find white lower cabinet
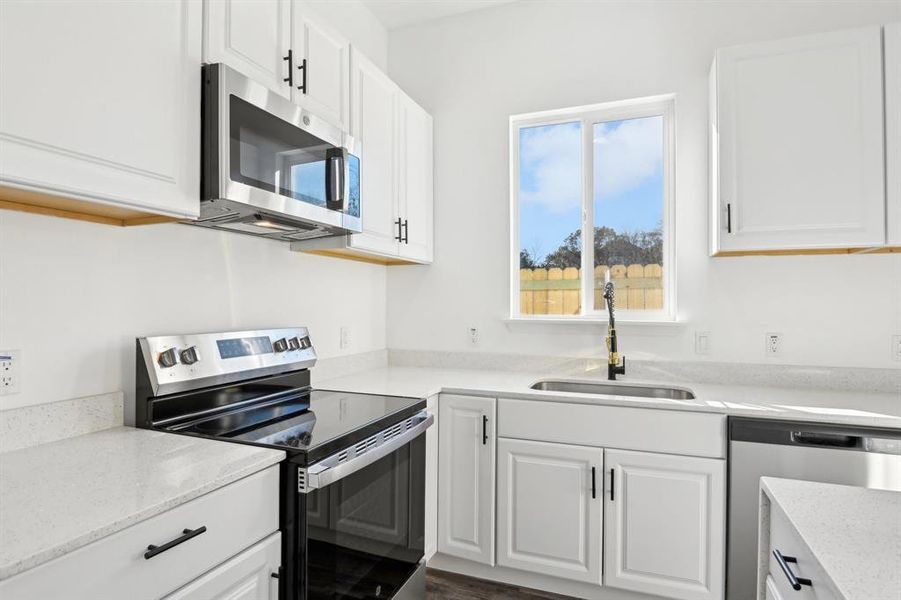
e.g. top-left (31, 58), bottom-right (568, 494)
top-left (0, 466), bottom-right (280, 600)
top-left (435, 396), bottom-right (728, 599)
top-left (437, 394), bottom-right (496, 565)
top-left (496, 438), bottom-right (603, 584)
top-left (164, 532), bottom-right (281, 600)
top-left (604, 449), bottom-right (725, 600)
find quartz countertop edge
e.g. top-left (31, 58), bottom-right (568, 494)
top-left (315, 366), bottom-right (901, 428)
top-left (760, 477), bottom-right (901, 600)
top-left (0, 427), bottom-right (285, 581)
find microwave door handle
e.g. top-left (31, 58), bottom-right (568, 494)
top-left (326, 149), bottom-right (346, 212)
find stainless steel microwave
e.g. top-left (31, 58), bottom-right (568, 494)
top-left (195, 63), bottom-right (361, 241)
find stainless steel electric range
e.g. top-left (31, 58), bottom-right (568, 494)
top-left (135, 328), bottom-right (432, 600)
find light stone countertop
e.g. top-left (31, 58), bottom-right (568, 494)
top-left (316, 365), bottom-right (901, 428)
top-left (760, 478), bottom-right (901, 600)
top-left (0, 427), bottom-right (284, 581)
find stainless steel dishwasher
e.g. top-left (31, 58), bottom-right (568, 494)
top-left (727, 417), bottom-right (901, 600)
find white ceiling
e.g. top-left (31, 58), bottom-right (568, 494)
top-left (363, 0), bottom-right (516, 30)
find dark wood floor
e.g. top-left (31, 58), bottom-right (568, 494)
top-left (426, 568), bottom-right (575, 599)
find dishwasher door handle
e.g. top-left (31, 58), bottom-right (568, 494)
top-left (790, 431), bottom-right (859, 448)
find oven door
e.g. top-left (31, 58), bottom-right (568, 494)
top-left (203, 63), bottom-right (361, 234)
top-left (285, 414), bottom-right (432, 600)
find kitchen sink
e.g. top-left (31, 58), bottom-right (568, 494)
top-left (530, 380), bottom-right (696, 400)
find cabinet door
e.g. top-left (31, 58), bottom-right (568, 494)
top-left (204, 0), bottom-right (291, 98)
top-left (397, 92), bottom-right (435, 263)
top-left (437, 394), bottom-right (496, 565)
top-left (714, 26), bottom-right (885, 251)
top-left (348, 49), bottom-right (401, 256)
top-left (292, 4), bottom-right (349, 130)
top-left (604, 449), bottom-right (725, 600)
top-left (164, 532), bottom-right (281, 600)
top-left (0, 0), bottom-right (200, 218)
top-left (886, 22), bottom-right (901, 246)
top-left (496, 438), bottom-right (603, 584)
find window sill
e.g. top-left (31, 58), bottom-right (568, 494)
top-left (505, 316), bottom-right (683, 327)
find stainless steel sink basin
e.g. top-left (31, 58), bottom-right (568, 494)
top-left (530, 380), bottom-right (695, 400)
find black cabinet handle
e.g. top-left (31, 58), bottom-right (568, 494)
top-left (144, 526), bottom-right (207, 560)
top-left (482, 415), bottom-right (488, 445)
top-left (283, 50), bottom-right (293, 87)
top-left (773, 549), bottom-right (812, 590)
top-left (394, 218), bottom-right (402, 241)
top-left (402, 219), bottom-right (409, 244)
top-left (609, 468), bottom-right (615, 501)
top-left (591, 467), bottom-right (596, 499)
top-left (297, 58), bottom-right (307, 93)
top-left (726, 203), bottom-right (732, 233)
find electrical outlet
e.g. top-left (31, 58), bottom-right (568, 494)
top-left (695, 331), bottom-right (711, 355)
top-left (469, 327), bottom-right (480, 345)
top-left (0, 350), bottom-right (21, 395)
top-left (339, 326), bottom-right (350, 351)
top-left (765, 333), bottom-right (782, 357)
top-left (892, 335), bottom-right (901, 362)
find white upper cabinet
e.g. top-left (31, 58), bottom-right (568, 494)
top-left (348, 49), bottom-right (401, 257)
top-left (397, 92), bottom-right (435, 263)
top-left (438, 394), bottom-right (496, 566)
top-left (291, 4), bottom-right (350, 130)
top-left (604, 449), bottom-right (725, 600)
top-left (496, 438), bottom-right (602, 585)
top-left (886, 23), bottom-right (901, 246)
top-left (298, 48), bottom-right (434, 264)
top-left (204, 0), bottom-right (292, 99)
top-left (0, 0), bottom-right (201, 220)
top-left (711, 26), bottom-right (886, 254)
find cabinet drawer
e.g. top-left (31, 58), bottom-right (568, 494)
top-left (498, 398), bottom-right (726, 458)
top-left (0, 466), bottom-right (279, 599)
top-left (767, 504), bottom-right (838, 600)
top-left (164, 532), bottom-right (281, 600)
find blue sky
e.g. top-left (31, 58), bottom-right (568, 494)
top-left (519, 116), bottom-right (663, 263)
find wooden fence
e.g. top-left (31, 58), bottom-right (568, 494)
top-left (520, 264), bottom-right (663, 315)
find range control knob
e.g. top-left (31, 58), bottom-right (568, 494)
top-left (180, 346), bottom-right (199, 365)
top-left (158, 348), bottom-right (178, 368)
top-left (287, 337), bottom-right (301, 351)
top-left (272, 338), bottom-right (288, 353)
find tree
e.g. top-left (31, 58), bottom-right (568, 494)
top-left (519, 249), bottom-right (539, 269)
top-left (534, 224), bottom-right (663, 269)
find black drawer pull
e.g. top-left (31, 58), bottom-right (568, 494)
top-left (591, 467), bottom-right (596, 499)
top-left (482, 415), bottom-right (488, 445)
top-left (144, 526), bottom-right (207, 560)
top-left (773, 549), bottom-right (812, 590)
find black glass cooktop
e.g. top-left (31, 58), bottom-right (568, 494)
top-left (172, 389), bottom-right (426, 465)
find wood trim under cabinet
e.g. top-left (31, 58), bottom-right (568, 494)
top-left (714, 246), bottom-right (901, 257)
top-left (0, 185), bottom-right (180, 227)
top-left (303, 248), bottom-right (424, 266)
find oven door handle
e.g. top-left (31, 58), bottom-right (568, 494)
top-left (302, 412), bottom-right (434, 491)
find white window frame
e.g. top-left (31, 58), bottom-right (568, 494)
top-left (509, 94), bottom-right (676, 323)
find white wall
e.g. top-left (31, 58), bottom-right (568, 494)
top-left (0, 0), bottom-right (389, 411)
top-left (386, 0), bottom-right (901, 369)
top-left (305, 0), bottom-right (388, 70)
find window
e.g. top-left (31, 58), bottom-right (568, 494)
top-left (510, 96), bottom-right (674, 320)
